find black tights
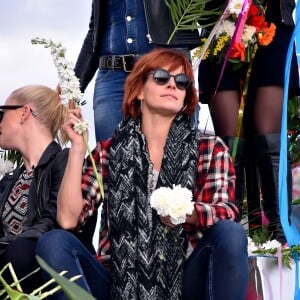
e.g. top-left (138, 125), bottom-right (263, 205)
top-left (209, 86), bottom-right (283, 137)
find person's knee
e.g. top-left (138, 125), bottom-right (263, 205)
top-left (36, 229), bottom-right (73, 260)
top-left (213, 220), bottom-right (247, 253)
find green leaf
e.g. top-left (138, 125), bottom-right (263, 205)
top-left (164, 0), bottom-right (222, 44)
top-left (36, 256), bottom-right (96, 300)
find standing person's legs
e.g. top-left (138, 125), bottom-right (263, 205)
top-left (93, 70), bottom-right (127, 141)
top-left (253, 86), bottom-right (288, 244)
top-left (182, 220), bottom-right (248, 300)
top-left (36, 229), bottom-right (110, 300)
top-left (210, 90), bottom-right (247, 220)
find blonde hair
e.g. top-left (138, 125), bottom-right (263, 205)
top-left (8, 85), bottom-right (69, 144)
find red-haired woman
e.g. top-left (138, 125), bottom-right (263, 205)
top-left (37, 48), bottom-right (248, 300)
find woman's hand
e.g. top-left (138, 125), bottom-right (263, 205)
top-left (63, 107), bottom-right (88, 155)
top-left (160, 215), bottom-right (176, 228)
top-left (185, 208), bottom-right (200, 227)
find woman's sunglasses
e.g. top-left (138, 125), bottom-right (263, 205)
top-left (0, 105), bottom-right (24, 123)
top-left (148, 68), bottom-right (192, 90)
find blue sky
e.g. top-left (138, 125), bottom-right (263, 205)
top-left (0, 0), bottom-right (96, 146)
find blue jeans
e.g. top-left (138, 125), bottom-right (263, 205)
top-left (183, 219), bottom-right (248, 300)
top-left (37, 220), bottom-right (248, 300)
top-left (36, 230), bottom-right (110, 300)
top-left (93, 70), bottom-right (127, 141)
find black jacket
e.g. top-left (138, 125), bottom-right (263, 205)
top-left (0, 142), bottom-right (69, 245)
top-left (74, 0), bottom-right (201, 92)
top-left (203, 0), bottom-right (296, 26)
top-left (280, 0), bottom-right (296, 26)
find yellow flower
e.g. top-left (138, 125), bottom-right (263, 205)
top-left (213, 35), bottom-right (230, 56)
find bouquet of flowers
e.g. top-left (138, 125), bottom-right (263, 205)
top-left (193, 0), bottom-right (276, 66)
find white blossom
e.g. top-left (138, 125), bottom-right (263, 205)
top-left (247, 237), bottom-right (281, 256)
top-left (216, 20), bottom-right (235, 38)
top-left (227, 0), bottom-right (247, 16)
top-left (261, 239), bottom-right (281, 250)
top-left (150, 185), bottom-right (194, 225)
top-left (73, 120), bottom-right (90, 135)
top-left (31, 38), bottom-right (83, 107)
top-left (242, 25), bottom-right (257, 44)
top-left (0, 158), bottom-right (14, 177)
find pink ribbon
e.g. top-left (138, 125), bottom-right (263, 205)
top-left (276, 247), bottom-right (283, 300)
top-left (213, 0), bottom-right (252, 96)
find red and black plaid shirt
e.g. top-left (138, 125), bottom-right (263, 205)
top-left (78, 136), bottom-right (238, 268)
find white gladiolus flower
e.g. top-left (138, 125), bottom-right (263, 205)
top-left (150, 185), bottom-right (194, 225)
top-left (73, 120), bottom-right (90, 135)
top-left (31, 38), bottom-right (83, 107)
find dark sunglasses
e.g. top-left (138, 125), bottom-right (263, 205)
top-left (148, 68), bottom-right (192, 90)
top-left (0, 105), bottom-right (24, 123)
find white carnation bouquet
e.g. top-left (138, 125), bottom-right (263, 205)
top-left (150, 184), bottom-right (194, 225)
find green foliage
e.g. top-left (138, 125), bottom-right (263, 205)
top-left (164, 0), bottom-right (222, 44)
top-left (0, 257), bottom-right (95, 299)
top-left (288, 95), bottom-right (300, 165)
top-left (36, 256), bottom-right (96, 300)
top-left (0, 149), bottom-right (23, 167)
top-left (248, 226), bottom-right (271, 245)
top-left (251, 245), bottom-right (300, 269)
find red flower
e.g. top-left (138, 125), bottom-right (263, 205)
top-left (247, 4), bottom-right (267, 31)
top-left (229, 42), bottom-right (246, 62)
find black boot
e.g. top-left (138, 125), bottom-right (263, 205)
top-left (245, 139), bottom-right (263, 234)
top-left (254, 133), bottom-right (288, 244)
top-left (221, 136), bottom-right (247, 222)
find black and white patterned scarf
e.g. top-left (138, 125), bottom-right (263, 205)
top-left (108, 114), bottom-right (199, 299)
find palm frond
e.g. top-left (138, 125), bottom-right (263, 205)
top-left (164, 0), bottom-right (222, 44)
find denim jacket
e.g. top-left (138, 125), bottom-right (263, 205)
top-left (74, 0), bottom-right (201, 92)
top-left (0, 142), bottom-right (69, 244)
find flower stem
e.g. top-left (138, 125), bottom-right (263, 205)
top-left (82, 133), bottom-right (104, 199)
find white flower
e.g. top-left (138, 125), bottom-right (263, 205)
top-left (261, 239), bottom-right (281, 250)
top-left (31, 38), bottom-right (83, 107)
top-left (242, 25), bottom-right (257, 44)
top-left (227, 0), bottom-right (247, 16)
top-left (247, 237), bottom-right (259, 255)
top-left (150, 185), bottom-right (194, 225)
top-left (73, 120), bottom-right (90, 135)
top-left (216, 20), bottom-right (235, 38)
top-left (0, 158), bottom-right (14, 177)
top-left (247, 237), bottom-right (281, 256)
top-left (150, 186), bottom-right (173, 216)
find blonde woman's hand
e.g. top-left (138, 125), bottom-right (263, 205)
top-left (63, 108), bottom-right (88, 154)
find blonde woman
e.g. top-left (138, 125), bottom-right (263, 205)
top-left (0, 85), bottom-right (69, 292)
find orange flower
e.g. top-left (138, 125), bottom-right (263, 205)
top-left (258, 23), bottom-right (276, 46)
top-left (229, 42), bottom-right (246, 62)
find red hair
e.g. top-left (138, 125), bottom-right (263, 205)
top-left (123, 48), bottom-right (198, 118)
